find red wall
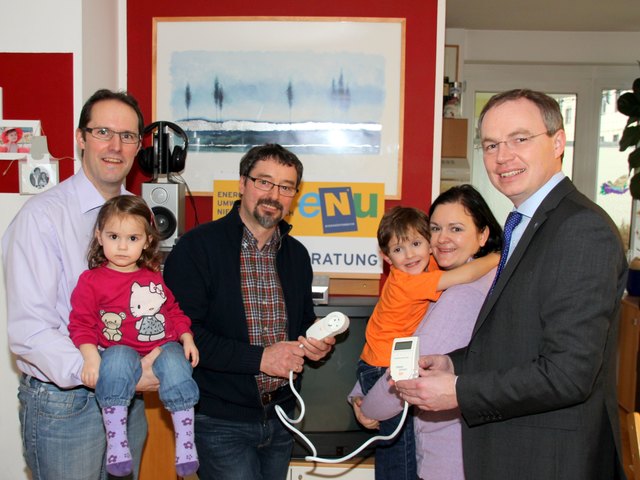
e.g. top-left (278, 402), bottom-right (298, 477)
top-left (0, 53), bottom-right (75, 192)
top-left (126, 1), bottom-right (438, 225)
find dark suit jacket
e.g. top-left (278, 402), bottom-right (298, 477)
top-left (451, 178), bottom-right (628, 480)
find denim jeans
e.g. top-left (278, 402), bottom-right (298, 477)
top-left (357, 360), bottom-right (417, 480)
top-left (96, 342), bottom-right (199, 412)
top-left (18, 374), bottom-right (147, 480)
top-left (194, 413), bottom-right (294, 480)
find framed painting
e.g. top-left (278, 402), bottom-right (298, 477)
top-left (153, 17), bottom-right (405, 198)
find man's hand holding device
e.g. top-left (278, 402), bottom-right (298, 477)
top-left (306, 311), bottom-right (349, 340)
top-left (389, 337), bottom-right (420, 381)
top-left (394, 353), bottom-right (459, 411)
top-left (298, 311), bottom-right (347, 361)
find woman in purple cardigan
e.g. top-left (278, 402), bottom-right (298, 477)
top-left (350, 185), bottom-right (502, 480)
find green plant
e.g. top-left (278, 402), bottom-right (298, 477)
top-left (617, 77), bottom-right (640, 198)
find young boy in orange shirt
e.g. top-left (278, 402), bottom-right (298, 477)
top-left (358, 206), bottom-right (498, 480)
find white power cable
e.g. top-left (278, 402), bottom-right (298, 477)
top-left (275, 370), bottom-right (305, 425)
top-left (275, 370), bottom-right (409, 464)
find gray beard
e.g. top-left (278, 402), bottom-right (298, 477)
top-left (253, 200), bottom-right (283, 229)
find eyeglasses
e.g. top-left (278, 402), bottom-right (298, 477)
top-left (480, 131), bottom-right (549, 155)
top-left (83, 127), bottom-right (141, 144)
top-left (246, 175), bottom-right (299, 197)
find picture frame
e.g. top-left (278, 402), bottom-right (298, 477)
top-left (153, 17), bottom-right (405, 198)
top-left (18, 155), bottom-right (58, 195)
top-left (0, 120), bottom-right (41, 160)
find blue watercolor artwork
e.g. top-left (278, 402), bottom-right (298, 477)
top-left (168, 50), bottom-right (385, 155)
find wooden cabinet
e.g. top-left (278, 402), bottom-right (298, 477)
top-left (440, 118), bottom-right (469, 191)
top-left (441, 118), bottom-right (468, 158)
top-left (618, 296), bottom-right (640, 479)
top-left (328, 274), bottom-right (380, 297)
top-left (140, 393), bottom-right (180, 480)
top-left (619, 296), bottom-right (640, 413)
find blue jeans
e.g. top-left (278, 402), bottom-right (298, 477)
top-left (195, 413), bottom-right (294, 480)
top-left (357, 360), bottom-right (417, 480)
top-left (18, 374), bottom-right (146, 480)
top-left (96, 342), bottom-right (199, 412)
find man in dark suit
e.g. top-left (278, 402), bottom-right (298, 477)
top-left (395, 89), bottom-right (628, 479)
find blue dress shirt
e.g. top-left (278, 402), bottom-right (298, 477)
top-left (2, 168), bottom-right (128, 387)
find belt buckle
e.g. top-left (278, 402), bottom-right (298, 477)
top-left (261, 391), bottom-right (273, 405)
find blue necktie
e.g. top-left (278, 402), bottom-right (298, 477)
top-left (491, 211), bottom-right (523, 291)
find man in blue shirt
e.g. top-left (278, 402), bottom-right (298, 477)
top-left (3, 89), bottom-right (159, 479)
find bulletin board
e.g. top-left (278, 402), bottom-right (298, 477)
top-left (0, 53), bottom-right (74, 193)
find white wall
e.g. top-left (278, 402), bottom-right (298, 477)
top-left (0, 195), bottom-right (29, 478)
top-left (454, 29), bottom-right (640, 65)
top-left (444, 28), bottom-right (640, 222)
top-left (82, 1), bottom-right (128, 100)
top-left (0, 1), bottom-right (124, 477)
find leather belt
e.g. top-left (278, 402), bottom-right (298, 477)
top-left (22, 373), bottom-right (51, 387)
top-left (260, 385), bottom-right (287, 405)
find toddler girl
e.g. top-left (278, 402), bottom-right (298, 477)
top-left (69, 195), bottom-right (199, 477)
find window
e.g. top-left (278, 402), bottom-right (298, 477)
top-left (596, 88), bottom-right (632, 247)
top-left (565, 108), bottom-right (573, 124)
top-left (457, 63), bottom-right (637, 251)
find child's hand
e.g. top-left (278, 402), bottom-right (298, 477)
top-left (489, 251), bottom-right (500, 266)
top-left (181, 333), bottom-right (199, 367)
top-left (79, 344), bottom-right (101, 388)
top-left (82, 364), bottom-right (99, 388)
top-left (81, 357), bottom-right (100, 388)
top-left (352, 397), bottom-right (380, 430)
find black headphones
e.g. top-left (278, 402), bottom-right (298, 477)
top-left (137, 121), bottom-right (189, 175)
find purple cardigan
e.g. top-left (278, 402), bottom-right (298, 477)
top-left (349, 268), bottom-right (495, 480)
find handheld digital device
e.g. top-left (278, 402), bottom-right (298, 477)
top-left (277, 330), bottom-right (415, 464)
top-left (306, 312), bottom-right (349, 341)
top-left (390, 336), bottom-right (420, 381)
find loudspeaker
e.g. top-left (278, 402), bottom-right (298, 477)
top-left (142, 181), bottom-right (185, 251)
top-left (137, 121), bottom-right (188, 175)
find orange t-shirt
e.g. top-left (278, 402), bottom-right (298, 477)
top-left (360, 256), bottom-right (442, 367)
